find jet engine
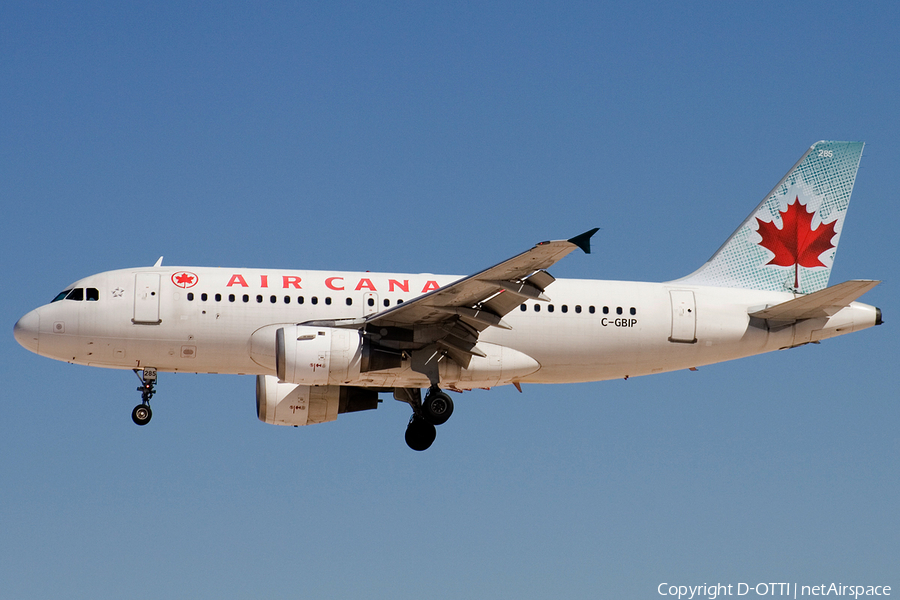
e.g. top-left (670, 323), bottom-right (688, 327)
top-left (276, 325), bottom-right (361, 385)
top-left (249, 324), bottom-right (402, 385)
top-left (256, 375), bottom-right (381, 426)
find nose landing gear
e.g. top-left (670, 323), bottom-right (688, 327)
top-left (132, 367), bottom-right (157, 426)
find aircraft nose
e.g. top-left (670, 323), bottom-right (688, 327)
top-left (14, 309), bottom-right (40, 354)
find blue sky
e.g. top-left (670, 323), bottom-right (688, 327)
top-left (2, 2), bottom-right (897, 598)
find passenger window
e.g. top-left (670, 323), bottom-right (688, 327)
top-left (187, 293), bottom-right (194, 301)
top-left (86, 288), bottom-right (99, 301)
top-left (325, 297), bottom-right (332, 305)
top-left (298, 296), bottom-right (304, 304)
top-left (242, 294), bottom-right (249, 303)
top-left (284, 296), bottom-right (290, 304)
top-left (616, 307), bottom-right (623, 315)
top-left (256, 295), bottom-right (263, 303)
top-left (215, 293), bottom-right (222, 302)
top-left (66, 288), bottom-right (84, 301)
top-left (602, 306), bottom-right (609, 314)
top-left (561, 305), bottom-right (568, 313)
top-left (575, 305), bottom-right (582, 314)
top-left (384, 299), bottom-right (390, 307)
top-left (589, 306), bottom-right (595, 314)
top-left (520, 304), bottom-right (527, 312)
top-left (270, 295), bottom-right (277, 304)
top-left (346, 298), bottom-right (353, 306)
top-left (311, 297), bottom-right (318, 305)
top-left (367, 298), bottom-right (374, 307)
top-left (229, 294), bottom-right (235, 302)
top-left (534, 305), bottom-right (541, 312)
top-left (548, 305), bottom-right (554, 313)
top-left (630, 307), bottom-right (637, 315)
top-left (201, 293), bottom-right (208, 301)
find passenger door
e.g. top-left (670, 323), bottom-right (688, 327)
top-left (668, 290), bottom-right (696, 343)
top-left (133, 273), bottom-right (161, 324)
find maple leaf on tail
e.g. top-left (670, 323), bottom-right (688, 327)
top-left (756, 197), bottom-right (837, 290)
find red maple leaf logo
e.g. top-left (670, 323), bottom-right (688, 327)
top-left (171, 271), bottom-right (198, 288)
top-left (756, 197), bottom-right (837, 289)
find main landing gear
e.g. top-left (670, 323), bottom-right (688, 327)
top-left (131, 367), bottom-right (157, 426)
top-left (396, 386), bottom-right (454, 451)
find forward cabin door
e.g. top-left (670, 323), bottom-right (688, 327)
top-left (668, 290), bottom-right (696, 343)
top-left (133, 273), bottom-right (162, 324)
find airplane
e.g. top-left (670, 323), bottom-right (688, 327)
top-left (13, 141), bottom-right (882, 450)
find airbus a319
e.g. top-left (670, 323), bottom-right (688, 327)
top-left (14, 141), bottom-right (882, 450)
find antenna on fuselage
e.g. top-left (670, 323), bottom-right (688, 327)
top-left (153, 257), bottom-right (163, 267)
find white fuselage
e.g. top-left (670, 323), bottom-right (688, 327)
top-left (15, 266), bottom-right (880, 391)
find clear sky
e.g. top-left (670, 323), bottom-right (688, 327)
top-left (2, 2), bottom-right (897, 598)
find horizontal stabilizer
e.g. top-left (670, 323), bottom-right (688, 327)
top-left (749, 279), bottom-right (880, 323)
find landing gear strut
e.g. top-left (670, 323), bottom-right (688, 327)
top-left (132, 367), bottom-right (157, 426)
top-left (395, 386), bottom-right (455, 451)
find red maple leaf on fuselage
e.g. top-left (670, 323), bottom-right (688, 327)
top-left (756, 197), bottom-right (837, 289)
top-left (175, 273), bottom-right (195, 285)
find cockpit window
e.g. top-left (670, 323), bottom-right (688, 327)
top-left (51, 287), bottom-right (99, 302)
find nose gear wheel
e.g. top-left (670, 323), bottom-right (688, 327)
top-left (132, 404), bottom-right (152, 426)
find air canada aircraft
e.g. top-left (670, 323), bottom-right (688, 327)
top-left (14, 141), bottom-right (882, 450)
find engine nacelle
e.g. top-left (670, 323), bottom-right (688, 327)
top-left (269, 325), bottom-right (402, 385)
top-left (275, 325), bottom-right (363, 385)
top-left (256, 375), bottom-right (380, 426)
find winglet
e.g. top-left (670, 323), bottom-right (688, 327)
top-left (568, 228), bottom-right (600, 254)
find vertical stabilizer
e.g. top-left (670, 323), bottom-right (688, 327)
top-left (677, 141), bottom-right (864, 293)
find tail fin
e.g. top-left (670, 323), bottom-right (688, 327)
top-left (677, 141), bottom-right (864, 293)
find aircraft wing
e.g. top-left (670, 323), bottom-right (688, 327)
top-left (367, 228), bottom-right (598, 331)
top-left (302, 229), bottom-right (597, 366)
top-left (749, 279), bottom-right (880, 325)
